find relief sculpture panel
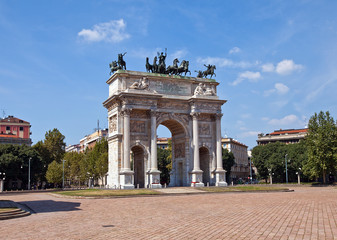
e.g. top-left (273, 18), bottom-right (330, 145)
top-left (199, 123), bottom-right (211, 136)
top-left (109, 115), bottom-right (117, 133)
top-left (174, 142), bottom-right (185, 158)
top-left (130, 120), bottom-right (146, 134)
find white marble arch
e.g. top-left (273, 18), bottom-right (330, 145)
top-left (103, 70), bottom-right (228, 189)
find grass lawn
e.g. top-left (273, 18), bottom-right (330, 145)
top-left (54, 188), bottom-right (162, 197)
top-left (198, 185), bottom-right (289, 192)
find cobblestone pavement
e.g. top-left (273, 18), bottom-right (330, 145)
top-left (1, 186), bottom-right (337, 240)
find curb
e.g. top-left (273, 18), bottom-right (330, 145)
top-left (49, 189), bottom-right (294, 199)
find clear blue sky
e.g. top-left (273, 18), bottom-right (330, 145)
top-left (1, 0), bottom-right (337, 149)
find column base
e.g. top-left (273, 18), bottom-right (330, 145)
top-left (120, 170), bottom-right (134, 189)
top-left (215, 169), bottom-right (227, 187)
top-left (149, 169), bottom-right (162, 189)
top-left (191, 170), bottom-right (204, 187)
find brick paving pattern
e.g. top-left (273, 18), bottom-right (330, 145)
top-left (1, 186), bottom-right (337, 239)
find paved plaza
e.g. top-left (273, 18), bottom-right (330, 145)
top-left (1, 186), bottom-right (337, 240)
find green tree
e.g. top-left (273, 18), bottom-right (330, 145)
top-left (0, 144), bottom-right (41, 190)
top-left (158, 147), bottom-right (171, 184)
top-left (80, 138), bottom-right (108, 186)
top-left (252, 142), bottom-right (288, 183)
top-left (222, 148), bottom-right (235, 183)
top-left (45, 160), bottom-right (63, 186)
top-left (304, 111), bottom-right (337, 183)
top-left (34, 128), bottom-right (66, 184)
top-left (44, 128), bottom-right (66, 163)
top-left (63, 151), bottom-right (84, 185)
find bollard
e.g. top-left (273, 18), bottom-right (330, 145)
top-left (137, 184), bottom-right (139, 189)
top-left (207, 182), bottom-right (209, 187)
top-left (164, 183), bottom-right (167, 188)
top-left (231, 181), bottom-right (234, 186)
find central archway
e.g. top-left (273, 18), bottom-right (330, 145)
top-left (158, 118), bottom-right (187, 187)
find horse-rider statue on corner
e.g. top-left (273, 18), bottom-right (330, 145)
top-left (109, 52), bottom-right (127, 75)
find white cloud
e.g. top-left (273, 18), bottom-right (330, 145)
top-left (263, 89), bottom-right (276, 97)
top-left (197, 57), bottom-right (253, 69)
top-left (231, 71), bottom-right (261, 86)
top-left (239, 131), bottom-right (260, 138)
top-left (274, 83), bottom-right (289, 95)
top-left (275, 59), bottom-right (303, 75)
top-left (268, 114), bottom-right (301, 126)
top-left (171, 49), bottom-right (188, 60)
top-left (229, 47), bottom-right (241, 54)
top-left (264, 83), bottom-right (289, 96)
top-left (241, 113), bottom-right (251, 119)
top-left (78, 19), bottom-right (130, 43)
top-left (261, 63), bottom-right (275, 72)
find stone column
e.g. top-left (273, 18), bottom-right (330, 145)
top-left (119, 108), bottom-right (134, 189)
top-left (190, 112), bottom-right (204, 187)
top-left (149, 110), bottom-right (161, 188)
top-left (215, 113), bottom-right (227, 186)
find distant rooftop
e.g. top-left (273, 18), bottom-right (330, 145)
top-left (0, 115), bottom-right (30, 124)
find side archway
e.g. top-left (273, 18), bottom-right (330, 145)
top-left (131, 145), bottom-right (146, 188)
top-left (200, 146), bottom-right (210, 185)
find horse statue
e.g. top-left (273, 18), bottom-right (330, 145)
top-left (118, 52), bottom-right (127, 70)
top-left (152, 56), bottom-right (158, 73)
top-left (202, 64), bottom-right (216, 79)
top-left (177, 60), bottom-right (191, 76)
top-left (109, 61), bottom-right (120, 75)
top-left (145, 57), bottom-right (153, 73)
top-left (166, 58), bottom-right (179, 75)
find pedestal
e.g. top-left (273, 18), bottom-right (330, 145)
top-left (119, 170), bottom-right (135, 189)
top-left (149, 170), bottom-right (162, 188)
top-left (215, 169), bottom-right (228, 187)
top-left (191, 170), bottom-right (204, 187)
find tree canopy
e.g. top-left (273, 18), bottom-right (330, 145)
top-left (303, 111), bottom-right (337, 183)
top-left (222, 148), bottom-right (235, 183)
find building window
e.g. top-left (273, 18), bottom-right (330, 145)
top-left (6, 126), bottom-right (10, 131)
top-left (20, 127), bottom-right (24, 131)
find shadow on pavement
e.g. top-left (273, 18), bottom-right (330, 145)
top-left (18, 200), bottom-right (81, 213)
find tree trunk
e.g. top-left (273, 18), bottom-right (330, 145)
top-left (322, 169), bottom-right (326, 184)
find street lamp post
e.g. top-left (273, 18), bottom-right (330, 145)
top-left (28, 157), bottom-right (31, 190)
top-left (249, 157), bottom-right (252, 184)
top-left (285, 154), bottom-right (288, 184)
top-left (62, 160), bottom-right (65, 189)
top-left (297, 168), bottom-right (301, 185)
top-left (0, 172), bottom-right (5, 192)
top-left (268, 168), bottom-right (273, 185)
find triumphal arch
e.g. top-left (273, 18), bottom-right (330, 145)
top-left (103, 70), bottom-right (227, 188)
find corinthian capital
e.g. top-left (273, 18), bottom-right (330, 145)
top-left (215, 113), bottom-right (223, 119)
top-left (121, 108), bottom-right (132, 116)
top-left (190, 112), bottom-right (200, 119)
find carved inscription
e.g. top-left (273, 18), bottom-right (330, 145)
top-left (154, 81), bottom-right (189, 95)
top-left (130, 120), bottom-right (146, 133)
top-left (174, 142), bottom-right (185, 158)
